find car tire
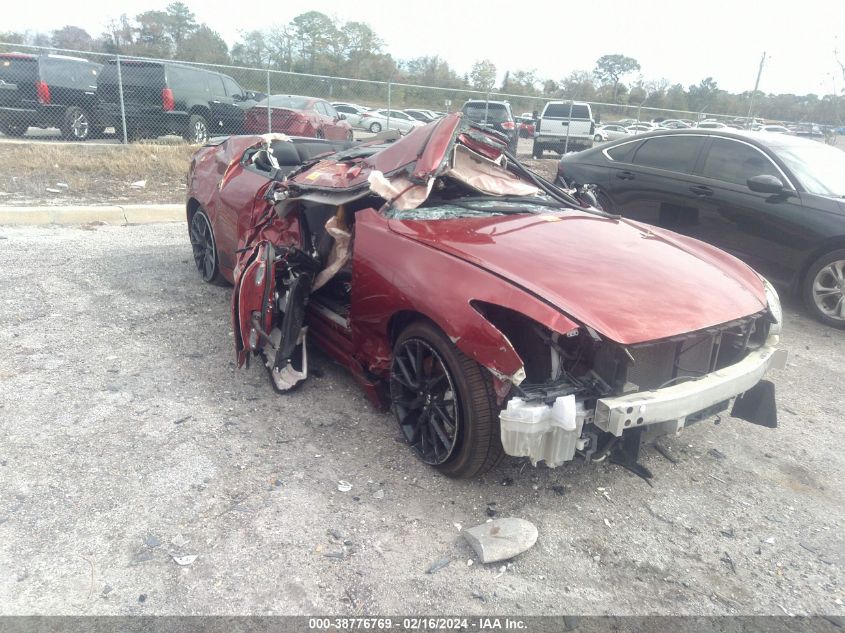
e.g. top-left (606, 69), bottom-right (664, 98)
top-left (189, 208), bottom-right (223, 284)
top-left (594, 134), bottom-right (603, 142)
top-left (532, 142), bottom-right (544, 159)
top-left (802, 249), bottom-right (845, 329)
top-left (594, 189), bottom-right (615, 213)
top-left (62, 106), bottom-right (91, 141)
top-left (185, 114), bottom-right (209, 144)
top-left (0, 122), bottom-right (27, 137)
top-left (369, 122), bottom-right (382, 133)
top-left (346, 130), bottom-right (354, 142)
top-left (390, 320), bottom-right (504, 479)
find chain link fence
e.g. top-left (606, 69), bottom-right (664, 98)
top-left (0, 42), bottom-right (837, 148)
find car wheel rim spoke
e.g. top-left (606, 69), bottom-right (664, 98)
top-left (190, 213), bottom-right (214, 280)
top-left (814, 260), bottom-right (845, 319)
top-left (389, 338), bottom-right (459, 465)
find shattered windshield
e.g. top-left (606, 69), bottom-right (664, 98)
top-left (386, 197), bottom-right (564, 220)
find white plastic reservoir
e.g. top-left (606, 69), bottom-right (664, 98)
top-left (500, 395), bottom-right (584, 467)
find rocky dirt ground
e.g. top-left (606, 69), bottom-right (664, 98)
top-left (0, 223), bottom-right (843, 618)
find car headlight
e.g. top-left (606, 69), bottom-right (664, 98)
top-left (762, 277), bottom-right (782, 336)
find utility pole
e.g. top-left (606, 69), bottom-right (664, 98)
top-left (746, 51), bottom-right (767, 124)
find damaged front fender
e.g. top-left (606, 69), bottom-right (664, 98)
top-left (351, 209), bottom-right (579, 388)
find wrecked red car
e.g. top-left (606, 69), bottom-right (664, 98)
top-left (186, 113), bottom-right (787, 479)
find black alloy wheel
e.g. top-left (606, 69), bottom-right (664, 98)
top-left (189, 209), bottom-right (221, 283)
top-left (391, 337), bottom-right (460, 466)
top-left (389, 320), bottom-right (503, 478)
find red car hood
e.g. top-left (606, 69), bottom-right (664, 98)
top-left (388, 211), bottom-right (767, 344)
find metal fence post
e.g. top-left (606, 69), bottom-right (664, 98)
top-left (116, 55), bottom-right (128, 144)
top-left (266, 68), bottom-right (272, 134)
top-left (563, 99), bottom-right (573, 154)
top-left (387, 78), bottom-right (392, 131)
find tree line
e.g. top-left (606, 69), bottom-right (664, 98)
top-left (1, 5), bottom-right (842, 124)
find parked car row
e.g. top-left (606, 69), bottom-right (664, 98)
top-left (0, 52), bottom-right (448, 143)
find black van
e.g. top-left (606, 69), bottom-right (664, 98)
top-left (0, 53), bottom-right (103, 140)
top-left (96, 60), bottom-right (258, 143)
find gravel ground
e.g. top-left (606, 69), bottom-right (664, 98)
top-left (0, 223), bottom-right (843, 617)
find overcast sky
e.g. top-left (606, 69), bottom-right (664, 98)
top-left (3, 0), bottom-right (844, 96)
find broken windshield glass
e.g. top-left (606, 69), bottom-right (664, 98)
top-left (386, 199), bottom-right (559, 220)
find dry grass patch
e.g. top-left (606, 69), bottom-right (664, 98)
top-left (0, 141), bottom-right (196, 206)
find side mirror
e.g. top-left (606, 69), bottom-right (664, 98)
top-left (747, 174), bottom-right (785, 194)
top-left (338, 114), bottom-right (346, 120)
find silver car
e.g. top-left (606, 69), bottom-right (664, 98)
top-left (594, 124), bottom-right (630, 142)
top-left (331, 102), bottom-right (370, 129)
top-left (358, 109), bottom-right (424, 134)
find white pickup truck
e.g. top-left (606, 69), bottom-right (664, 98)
top-left (532, 101), bottom-right (595, 158)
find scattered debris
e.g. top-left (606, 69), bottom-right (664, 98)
top-left (130, 180), bottom-right (147, 189)
top-left (775, 602), bottom-right (794, 617)
top-left (463, 518), bottom-right (538, 563)
top-left (173, 416), bottom-right (192, 425)
top-left (485, 503), bottom-right (498, 518)
top-left (373, 489), bottom-right (385, 499)
top-left (799, 542), bottom-right (818, 553)
top-left (45, 187), bottom-right (62, 193)
top-left (708, 448), bottom-right (727, 460)
top-left (56, 182), bottom-right (69, 189)
top-left (101, 585), bottom-right (113, 596)
top-left (132, 550), bottom-right (154, 564)
top-left (327, 529), bottom-right (343, 541)
top-left (453, 523), bottom-right (462, 531)
top-left (653, 443), bottom-right (679, 464)
top-left (425, 557), bottom-right (452, 574)
top-left (494, 564), bottom-right (507, 578)
top-left (720, 527), bottom-right (736, 538)
top-left (550, 484), bottom-right (566, 496)
top-left (471, 591), bottom-right (486, 602)
top-left (144, 534), bottom-right (161, 548)
top-left (721, 551), bottom-right (737, 574)
top-left (501, 477), bottom-right (514, 487)
top-left (763, 537), bottom-right (776, 545)
top-left (138, 594), bottom-right (147, 603)
top-left (708, 474), bottom-right (728, 484)
top-left (324, 551), bottom-right (346, 560)
top-left (171, 534), bottom-right (190, 548)
top-left (337, 480), bottom-right (353, 492)
top-left (171, 554), bottom-right (197, 566)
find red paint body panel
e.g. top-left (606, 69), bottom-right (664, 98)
top-left (350, 209), bottom-right (578, 378)
top-left (243, 102), bottom-right (352, 140)
top-left (387, 211), bottom-right (766, 344)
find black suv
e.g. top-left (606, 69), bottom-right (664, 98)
top-left (96, 60), bottom-right (258, 143)
top-left (460, 99), bottom-right (518, 154)
top-left (0, 52), bottom-right (103, 140)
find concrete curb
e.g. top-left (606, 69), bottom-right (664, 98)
top-left (0, 204), bottom-right (185, 226)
